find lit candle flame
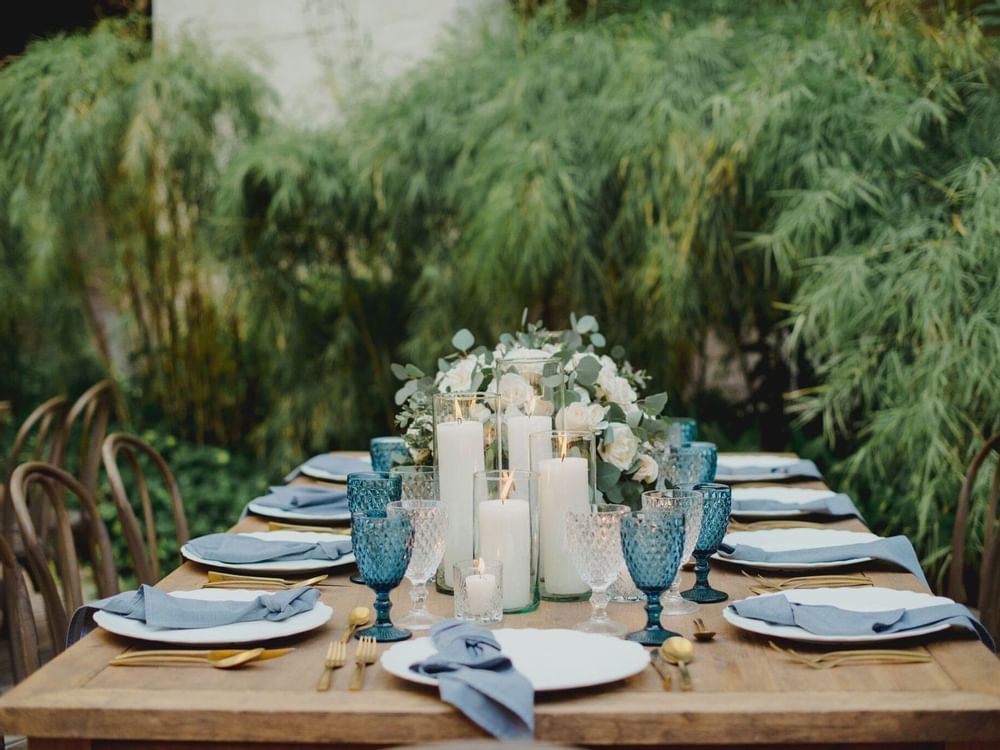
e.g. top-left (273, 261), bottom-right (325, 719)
top-left (526, 394), bottom-right (537, 417)
top-left (474, 558), bottom-right (484, 576)
top-left (453, 397), bottom-right (462, 422)
top-left (499, 470), bottom-right (515, 503)
top-left (559, 433), bottom-right (569, 462)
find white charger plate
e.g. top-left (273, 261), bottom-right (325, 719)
top-left (730, 487), bottom-right (841, 519)
top-left (714, 528), bottom-right (879, 570)
top-left (723, 586), bottom-right (954, 644)
top-left (93, 588), bottom-right (333, 645)
top-left (381, 628), bottom-right (650, 692)
top-left (716, 454), bottom-right (802, 482)
top-left (247, 497), bottom-right (351, 523)
top-left (181, 530), bottom-right (355, 574)
top-left (299, 455), bottom-right (371, 483)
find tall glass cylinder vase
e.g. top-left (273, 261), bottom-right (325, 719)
top-left (473, 469), bottom-right (539, 613)
top-left (529, 430), bottom-right (597, 601)
top-left (495, 356), bottom-right (563, 475)
top-left (433, 391), bottom-right (500, 592)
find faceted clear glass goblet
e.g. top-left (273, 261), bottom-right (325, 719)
top-left (386, 499), bottom-right (447, 631)
top-left (642, 489), bottom-right (703, 616)
top-left (352, 511), bottom-right (414, 642)
top-left (565, 505), bottom-right (628, 637)
top-left (390, 465), bottom-right (439, 502)
top-left (620, 509), bottom-right (685, 646)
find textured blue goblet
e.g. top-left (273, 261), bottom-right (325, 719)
top-left (348, 471), bottom-right (402, 583)
top-left (352, 511), bottom-right (414, 642)
top-left (620, 510), bottom-right (685, 646)
top-left (370, 436), bottom-right (409, 473)
top-left (660, 442), bottom-right (717, 488)
top-left (681, 482), bottom-right (732, 604)
top-left (668, 418), bottom-right (698, 445)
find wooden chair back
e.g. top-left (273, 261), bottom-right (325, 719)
top-left (8, 462), bottom-right (118, 653)
top-left (0, 533), bottom-right (42, 683)
top-left (102, 433), bottom-right (190, 584)
top-left (948, 431), bottom-right (1000, 639)
top-left (63, 380), bottom-right (117, 499)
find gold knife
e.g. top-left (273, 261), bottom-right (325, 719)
top-left (113, 648), bottom-right (294, 661)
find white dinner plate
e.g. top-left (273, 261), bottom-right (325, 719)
top-left (247, 497), bottom-right (351, 523)
top-left (181, 530), bottom-right (355, 574)
top-left (93, 588), bottom-right (333, 645)
top-left (381, 628), bottom-right (650, 692)
top-left (730, 487), bottom-right (841, 519)
top-left (723, 587), bottom-right (954, 644)
top-left (716, 454), bottom-right (802, 482)
top-left (299, 456), bottom-right (371, 483)
top-left (714, 528), bottom-right (879, 570)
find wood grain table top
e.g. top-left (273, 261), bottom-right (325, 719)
top-left (2, 454), bottom-right (999, 749)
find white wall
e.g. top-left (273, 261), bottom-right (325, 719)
top-left (153, 0), bottom-right (498, 124)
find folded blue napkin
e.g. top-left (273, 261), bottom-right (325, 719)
top-left (716, 458), bottom-right (822, 480)
top-left (186, 533), bottom-right (352, 564)
top-left (252, 485), bottom-right (349, 515)
top-left (732, 493), bottom-right (862, 519)
top-left (729, 594), bottom-right (995, 652)
top-left (410, 620), bottom-right (534, 739)
top-left (718, 535), bottom-right (929, 588)
top-left (283, 454), bottom-right (371, 482)
top-left (67, 584), bottom-right (320, 647)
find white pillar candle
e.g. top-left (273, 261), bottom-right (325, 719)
top-left (465, 572), bottom-right (497, 616)
top-left (505, 414), bottom-right (551, 474)
top-left (437, 419), bottom-right (485, 587)
top-left (538, 456), bottom-right (591, 595)
top-left (478, 497), bottom-right (531, 609)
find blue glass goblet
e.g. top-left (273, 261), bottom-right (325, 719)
top-left (352, 511), bottom-right (414, 642)
top-left (620, 510), bottom-right (685, 646)
top-left (681, 482), bottom-right (731, 604)
top-left (660, 442), bottom-right (717, 487)
top-left (370, 436), bottom-right (409, 473)
top-left (348, 471), bottom-right (402, 583)
top-left (668, 418), bottom-right (698, 444)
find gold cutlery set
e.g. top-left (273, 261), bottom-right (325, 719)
top-left (318, 606), bottom-right (376, 691)
top-left (110, 648), bottom-right (293, 669)
top-left (768, 642), bottom-right (932, 669)
top-left (743, 571), bottom-right (875, 596)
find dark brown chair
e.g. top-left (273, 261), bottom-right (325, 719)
top-left (8, 462), bottom-right (118, 654)
top-left (0, 534), bottom-right (41, 683)
top-left (948, 431), bottom-right (1000, 640)
top-left (63, 380), bottom-right (118, 499)
top-left (102, 433), bottom-right (190, 585)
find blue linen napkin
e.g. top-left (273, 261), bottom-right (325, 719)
top-left (410, 620), bottom-right (534, 739)
top-left (729, 593), bottom-right (995, 652)
top-left (252, 485), bottom-right (349, 515)
top-left (718, 535), bottom-right (929, 588)
top-left (186, 533), bottom-right (352, 564)
top-left (732, 493), bottom-right (862, 519)
top-left (283, 454), bottom-right (371, 482)
top-left (67, 584), bottom-right (320, 647)
top-left (716, 458), bottom-right (822, 480)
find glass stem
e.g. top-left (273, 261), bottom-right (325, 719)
top-left (590, 587), bottom-right (610, 621)
top-left (374, 589), bottom-right (393, 626)
top-left (410, 579), bottom-right (428, 614)
top-left (693, 552), bottom-right (710, 590)
top-left (644, 591), bottom-right (663, 631)
top-left (666, 572), bottom-right (682, 598)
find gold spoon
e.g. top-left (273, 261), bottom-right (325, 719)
top-left (110, 647), bottom-right (266, 669)
top-left (203, 572), bottom-right (329, 589)
top-left (341, 606), bottom-right (371, 642)
top-left (660, 637), bottom-right (695, 691)
top-left (692, 618), bottom-right (716, 642)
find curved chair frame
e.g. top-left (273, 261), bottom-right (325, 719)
top-left (63, 380), bottom-right (118, 498)
top-left (102, 433), bottom-right (190, 585)
top-left (9, 462), bottom-right (118, 653)
top-left (0, 533), bottom-right (41, 683)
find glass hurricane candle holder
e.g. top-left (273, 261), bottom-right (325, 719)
top-left (433, 391), bottom-right (500, 592)
top-left (347, 471), bottom-right (403, 584)
top-left (668, 418), bottom-right (698, 445)
top-left (454, 559), bottom-right (503, 624)
top-left (391, 465), bottom-right (439, 502)
top-left (530, 429), bottom-right (597, 601)
top-left (496, 356), bottom-right (562, 474)
top-left (473, 469), bottom-right (539, 613)
top-left (659, 441), bottom-right (718, 488)
top-left (370, 436), bottom-right (409, 473)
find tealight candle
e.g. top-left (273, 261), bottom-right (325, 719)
top-left (465, 569), bottom-right (497, 615)
top-left (454, 559), bottom-right (503, 623)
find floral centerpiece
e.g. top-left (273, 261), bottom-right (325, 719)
top-left (392, 312), bottom-right (670, 508)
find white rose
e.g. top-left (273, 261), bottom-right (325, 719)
top-left (596, 369), bottom-right (637, 406)
top-left (555, 402), bottom-right (608, 433)
top-left (599, 355), bottom-right (618, 378)
top-left (503, 346), bottom-right (550, 361)
top-left (438, 355), bottom-right (477, 393)
top-left (498, 372), bottom-right (534, 411)
top-left (573, 385), bottom-right (592, 404)
top-left (600, 423), bottom-right (639, 471)
top-left (631, 453), bottom-right (658, 484)
top-left (541, 343), bottom-right (560, 354)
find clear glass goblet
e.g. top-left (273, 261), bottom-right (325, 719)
top-left (352, 511), bottom-right (414, 642)
top-left (658, 442), bottom-right (717, 487)
top-left (390, 465), bottom-right (439, 502)
top-left (620, 509), bottom-right (685, 646)
top-left (682, 482), bottom-right (732, 604)
top-left (642, 489), bottom-right (703, 615)
top-left (565, 505), bottom-right (628, 636)
top-left (387, 499), bottom-right (447, 631)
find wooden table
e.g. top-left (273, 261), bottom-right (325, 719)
top-left (2, 459), bottom-right (999, 749)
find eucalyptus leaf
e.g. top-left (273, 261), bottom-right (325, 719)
top-left (626, 409), bottom-right (643, 429)
top-left (606, 403), bottom-right (627, 423)
top-left (576, 314), bottom-right (598, 333)
top-left (405, 364), bottom-right (425, 379)
top-left (596, 459), bottom-right (622, 492)
top-left (438, 358), bottom-right (450, 372)
top-left (575, 355), bottom-right (601, 387)
top-left (390, 363), bottom-right (409, 381)
top-left (642, 392), bottom-right (669, 416)
top-left (590, 332), bottom-right (606, 348)
top-left (394, 379), bottom-right (420, 406)
top-left (611, 345), bottom-right (626, 360)
top-left (451, 328), bottom-right (475, 351)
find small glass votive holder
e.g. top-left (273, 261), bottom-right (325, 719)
top-left (370, 436), bottom-right (409, 473)
top-left (668, 418), bottom-right (698, 444)
top-left (453, 559), bottom-right (503, 624)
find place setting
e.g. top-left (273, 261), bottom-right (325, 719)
top-left (730, 486), bottom-right (862, 520)
top-left (715, 454), bottom-right (824, 483)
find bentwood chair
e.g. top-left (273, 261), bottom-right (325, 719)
top-left (8, 462), bottom-right (118, 655)
top-left (948, 431), bottom-right (1000, 641)
top-left (102, 433), bottom-right (190, 585)
top-left (62, 380), bottom-right (118, 500)
top-left (0, 534), bottom-right (41, 683)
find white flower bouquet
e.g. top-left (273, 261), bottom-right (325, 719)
top-left (393, 313), bottom-right (670, 507)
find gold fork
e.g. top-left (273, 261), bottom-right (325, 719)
top-left (316, 641), bottom-right (348, 691)
top-left (744, 571), bottom-right (874, 595)
top-left (729, 519), bottom-right (829, 531)
top-left (202, 572), bottom-right (330, 590)
top-left (768, 641), bottom-right (932, 669)
top-left (349, 637), bottom-right (378, 691)
top-left (267, 521), bottom-right (351, 535)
